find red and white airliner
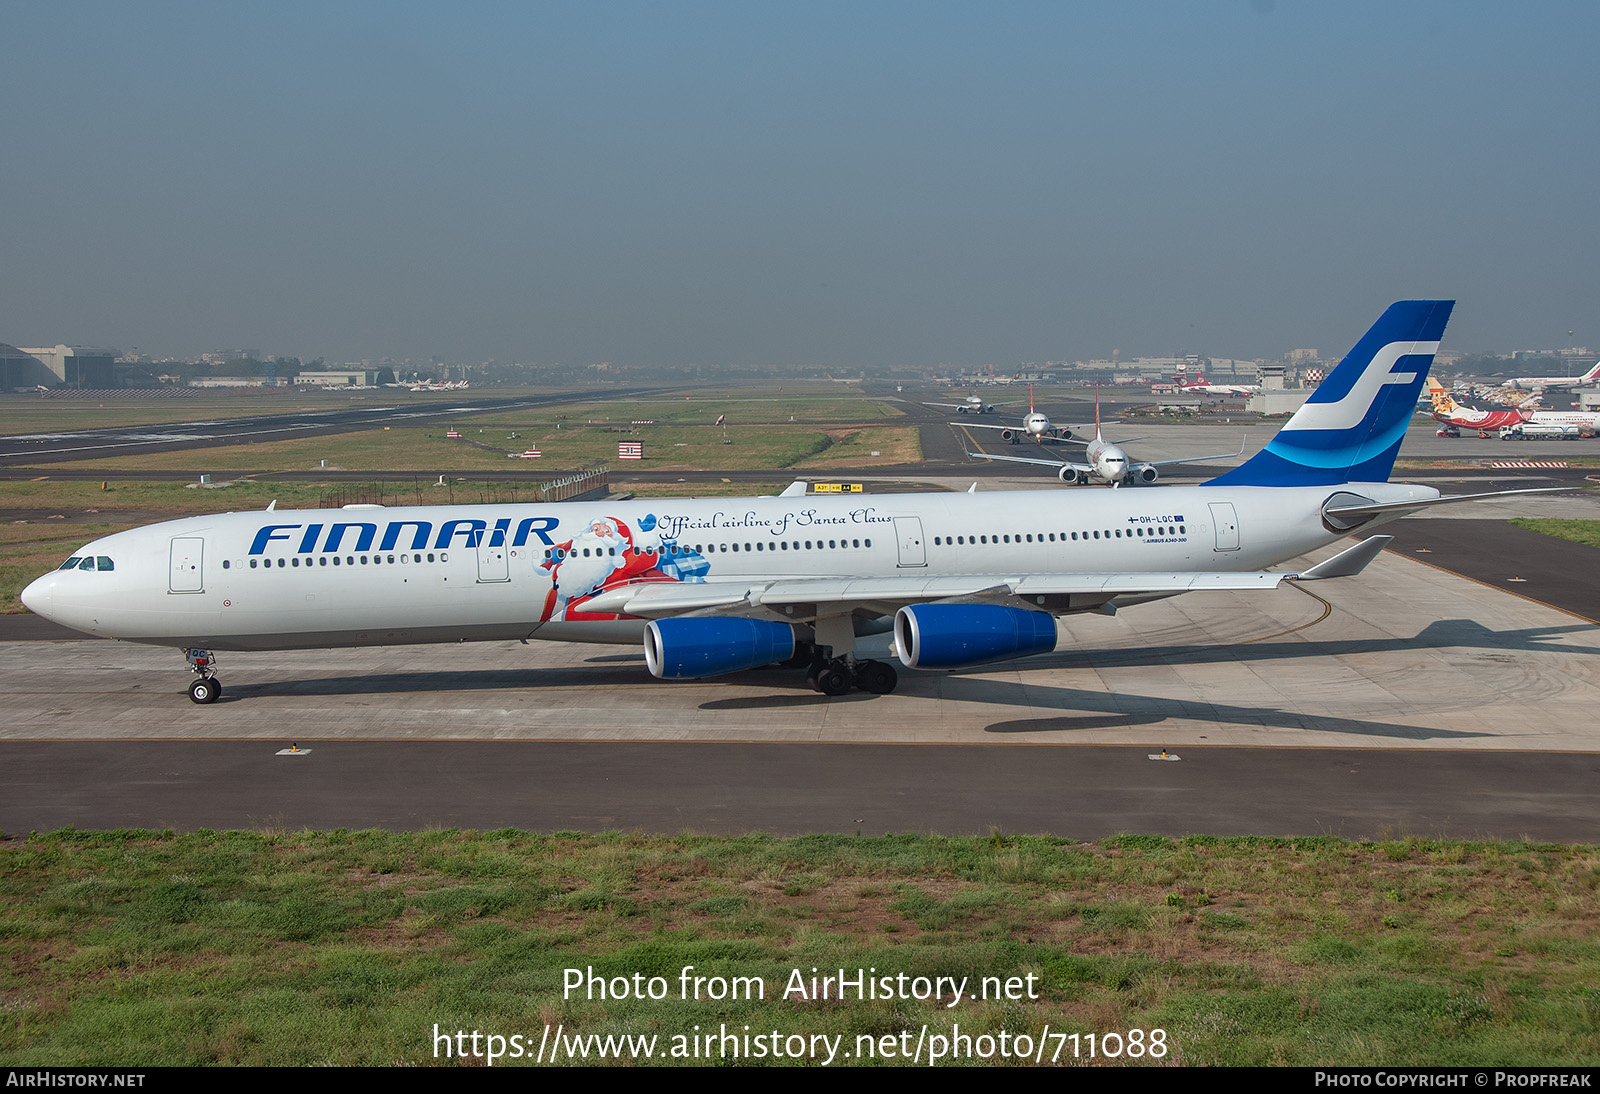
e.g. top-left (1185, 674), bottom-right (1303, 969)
top-left (1427, 379), bottom-right (1533, 435)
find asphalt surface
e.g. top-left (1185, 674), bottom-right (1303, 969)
top-left (4, 741), bottom-right (1595, 840)
top-left (1384, 518), bottom-right (1600, 622)
top-left (0, 388), bottom-right (662, 467)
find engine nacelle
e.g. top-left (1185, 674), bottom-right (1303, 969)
top-left (644, 618), bottom-right (796, 679)
top-left (1000, 428), bottom-right (1016, 442)
top-left (1057, 466), bottom-right (1086, 484)
top-left (1132, 463), bottom-right (1159, 485)
top-left (893, 604), bottom-right (1058, 670)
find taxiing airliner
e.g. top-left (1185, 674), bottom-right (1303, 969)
top-left (22, 301), bottom-right (1558, 704)
top-left (963, 398), bottom-right (1244, 486)
top-left (948, 385), bottom-right (1099, 444)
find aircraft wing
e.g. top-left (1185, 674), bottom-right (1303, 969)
top-left (950, 419), bottom-right (1020, 430)
top-left (580, 534), bottom-right (1397, 621)
top-left (964, 450), bottom-right (1091, 471)
top-left (1136, 436), bottom-right (1248, 467)
top-left (578, 570), bottom-right (1295, 621)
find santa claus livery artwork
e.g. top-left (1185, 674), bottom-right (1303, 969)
top-left (539, 513), bottom-right (708, 622)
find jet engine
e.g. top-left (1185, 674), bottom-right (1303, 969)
top-left (1132, 464), bottom-right (1159, 485)
top-left (1000, 429), bottom-right (1016, 442)
top-left (1057, 467), bottom-right (1087, 484)
top-left (892, 604), bottom-right (1058, 670)
top-left (644, 618), bottom-right (796, 679)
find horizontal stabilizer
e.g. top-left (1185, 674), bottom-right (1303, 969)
top-left (1292, 536), bottom-right (1393, 580)
top-left (1322, 487), bottom-right (1572, 521)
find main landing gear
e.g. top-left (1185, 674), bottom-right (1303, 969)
top-left (185, 648), bottom-right (222, 704)
top-left (805, 656), bottom-right (898, 696)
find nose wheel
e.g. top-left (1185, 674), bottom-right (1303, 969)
top-left (184, 649), bottom-right (222, 704)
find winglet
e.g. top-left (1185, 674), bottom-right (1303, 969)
top-left (779, 481), bottom-right (808, 498)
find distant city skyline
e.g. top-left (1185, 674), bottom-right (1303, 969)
top-left (4, 3), bottom-right (1597, 367)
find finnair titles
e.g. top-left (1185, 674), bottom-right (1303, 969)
top-left (23, 301), bottom-right (1559, 704)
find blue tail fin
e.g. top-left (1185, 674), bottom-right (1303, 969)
top-left (1205, 300), bottom-right (1454, 487)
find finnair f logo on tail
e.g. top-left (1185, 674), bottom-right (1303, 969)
top-left (1283, 342), bottom-right (1439, 433)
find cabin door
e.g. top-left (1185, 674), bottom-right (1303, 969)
top-left (169, 537), bottom-right (205, 592)
top-left (893, 516), bottom-right (926, 567)
top-left (1208, 502), bottom-right (1240, 552)
top-left (477, 541), bottom-right (510, 582)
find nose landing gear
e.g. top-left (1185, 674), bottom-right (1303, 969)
top-left (185, 648), bottom-right (222, 704)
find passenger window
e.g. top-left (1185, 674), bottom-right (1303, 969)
top-left (222, 560), bottom-right (230, 570)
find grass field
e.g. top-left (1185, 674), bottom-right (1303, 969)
top-left (1, 829), bottom-right (1596, 1066)
top-left (20, 421), bottom-right (922, 475)
top-left (1509, 518), bottom-right (1600, 549)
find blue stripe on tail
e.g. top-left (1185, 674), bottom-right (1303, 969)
top-left (1205, 300), bottom-right (1454, 487)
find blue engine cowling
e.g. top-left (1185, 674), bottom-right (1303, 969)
top-left (644, 618), bottom-right (797, 679)
top-left (893, 604), bottom-right (1058, 670)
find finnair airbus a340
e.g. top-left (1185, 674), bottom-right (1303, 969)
top-left (23, 301), bottom-right (1553, 704)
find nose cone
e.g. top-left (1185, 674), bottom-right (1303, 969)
top-left (20, 573), bottom-right (52, 616)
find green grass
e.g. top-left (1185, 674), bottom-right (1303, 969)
top-left (1510, 518), bottom-right (1600, 550)
top-left (15, 421), bottom-right (921, 476)
top-left (2, 830), bottom-right (1598, 1066)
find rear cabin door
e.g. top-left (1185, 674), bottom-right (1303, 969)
top-left (1208, 502), bottom-right (1240, 552)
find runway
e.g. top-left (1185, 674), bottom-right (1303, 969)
top-left (0, 388), bottom-right (661, 467)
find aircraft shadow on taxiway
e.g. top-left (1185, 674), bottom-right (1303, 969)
top-left (197, 619), bottom-right (1590, 746)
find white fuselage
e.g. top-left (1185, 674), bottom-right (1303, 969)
top-left (23, 482), bottom-right (1435, 653)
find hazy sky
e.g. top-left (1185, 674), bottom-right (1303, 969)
top-left (4, 2), bottom-right (1597, 366)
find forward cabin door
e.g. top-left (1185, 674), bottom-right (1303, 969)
top-left (169, 537), bottom-right (205, 592)
top-left (893, 516), bottom-right (927, 567)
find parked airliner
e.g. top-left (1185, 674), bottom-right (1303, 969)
top-left (23, 301), bottom-right (1558, 703)
top-left (1500, 361), bottom-right (1600, 390)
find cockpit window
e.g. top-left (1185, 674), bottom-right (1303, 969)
top-left (59, 557), bottom-right (82, 571)
top-left (78, 557), bottom-right (96, 571)
top-left (97, 556), bottom-right (114, 571)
